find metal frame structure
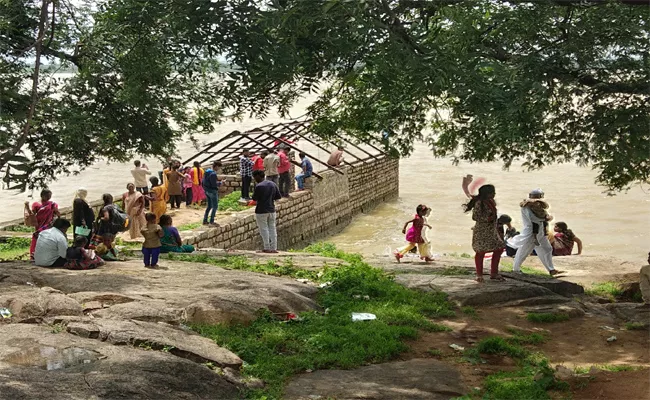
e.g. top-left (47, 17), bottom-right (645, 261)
top-left (182, 120), bottom-right (389, 178)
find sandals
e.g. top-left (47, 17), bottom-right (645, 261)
top-left (549, 270), bottom-right (565, 276)
top-left (394, 252), bottom-right (403, 263)
top-left (475, 277), bottom-right (485, 283)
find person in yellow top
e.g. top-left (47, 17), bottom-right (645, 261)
top-left (149, 176), bottom-right (168, 223)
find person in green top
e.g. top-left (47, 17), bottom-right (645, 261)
top-left (159, 214), bottom-right (195, 253)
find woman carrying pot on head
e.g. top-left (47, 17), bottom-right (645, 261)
top-left (72, 188), bottom-right (94, 246)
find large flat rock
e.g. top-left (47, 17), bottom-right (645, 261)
top-left (284, 358), bottom-right (466, 400)
top-left (395, 274), bottom-right (560, 306)
top-left (0, 324), bottom-right (240, 400)
top-left (501, 272), bottom-right (584, 297)
top-left (0, 257), bottom-right (321, 325)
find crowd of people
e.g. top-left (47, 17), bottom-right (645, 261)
top-left (25, 142), bottom-right (337, 268)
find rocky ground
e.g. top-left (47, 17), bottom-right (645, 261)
top-left (0, 251), bottom-right (648, 399)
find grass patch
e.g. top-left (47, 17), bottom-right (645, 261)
top-left (427, 348), bottom-right (443, 357)
top-left (193, 243), bottom-right (454, 399)
top-left (463, 333), bottom-right (566, 400)
top-left (500, 261), bottom-right (552, 278)
top-left (2, 225), bottom-right (34, 233)
top-left (625, 322), bottom-right (647, 330)
top-left (574, 364), bottom-right (642, 374)
top-left (585, 281), bottom-right (624, 301)
top-left (165, 253), bottom-right (318, 280)
top-left (0, 237), bottom-right (31, 261)
top-left (437, 266), bottom-right (473, 276)
top-left (218, 191), bottom-right (248, 212)
top-left (177, 222), bottom-right (203, 231)
top-left (461, 306), bottom-right (478, 317)
top-left (526, 312), bottom-right (570, 323)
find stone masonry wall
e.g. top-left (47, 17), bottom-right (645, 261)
top-left (184, 156), bottom-right (399, 250)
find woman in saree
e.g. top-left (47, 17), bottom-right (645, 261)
top-left (149, 176), bottom-right (168, 223)
top-left (123, 183), bottom-right (146, 239)
top-left (26, 189), bottom-right (60, 261)
top-left (551, 222), bottom-right (583, 256)
top-left (191, 161), bottom-right (206, 205)
top-left (72, 188), bottom-right (95, 245)
top-left (159, 215), bottom-right (195, 253)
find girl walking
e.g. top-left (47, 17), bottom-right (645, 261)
top-left (140, 212), bottom-right (163, 269)
top-left (462, 175), bottom-right (505, 283)
top-left (394, 204), bottom-right (434, 263)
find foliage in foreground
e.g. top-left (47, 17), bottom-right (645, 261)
top-left (462, 331), bottom-right (568, 400)
top-left (0, 237), bottom-right (31, 261)
top-left (193, 243), bottom-right (454, 399)
top-left (526, 312), bottom-right (571, 323)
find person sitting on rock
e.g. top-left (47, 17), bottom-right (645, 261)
top-left (550, 222), bottom-right (583, 256)
top-left (34, 218), bottom-right (71, 268)
top-left (159, 214), bottom-right (195, 253)
top-left (65, 236), bottom-right (105, 270)
top-left (96, 233), bottom-right (119, 261)
top-left (639, 251), bottom-right (650, 309)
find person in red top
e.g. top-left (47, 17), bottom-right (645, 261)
top-left (277, 146), bottom-right (292, 197)
top-left (273, 135), bottom-right (295, 148)
top-left (252, 151), bottom-right (267, 172)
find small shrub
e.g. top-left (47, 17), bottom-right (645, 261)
top-left (218, 191), bottom-right (248, 212)
top-left (526, 312), bottom-right (570, 323)
top-left (427, 348), bottom-right (442, 357)
top-left (585, 281), bottom-right (624, 300)
top-left (461, 306), bottom-right (477, 317)
top-left (475, 336), bottom-right (529, 359)
top-left (0, 237), bottom-right (31, 261)
top-left (625, 322), bottom-right (647, 330)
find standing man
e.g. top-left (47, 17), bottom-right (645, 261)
top-left (34, 218), bottom-right (71, 267)
top-left (277, 146), bottom-right (292, 197)
top-left (252, 150), bottom-right (267, 174)
top-left (252, 170), bottom-right (281, 253)
top-left (508, 189), bottom-right (563, 276)
top-left (327, 146), bottom-right (345, 167)
top-left (131, 160), bottom-right (151, 208)
top-left (264, 150), bottom-right (280, 184)
top-left (239, 149), bottom-right (254, 200)
top-left (202, 161), bottom-right (222, 226)
top-left (295, 152), bottom-right (313, 191)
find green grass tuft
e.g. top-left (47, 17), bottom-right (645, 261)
top-left (625, 322), bottom-right (648, 330)
top-left (575, 364), bottom-right (642, 374)
top-left (177, 222), bottom-right (203, 231)
top-left (585, 281), bottom-right (624, 300)
top-left (2, 225), bottom-right (35, 233)
top-left (461, 306), bottom-right (478, 317)
top-left (218, 191), bottom-right (249, 212)
top-left (526, 312), bottom-right (570, 323)
top-left (0, 237), bottom-right (31, 261)
top-left (193, 243), bottom-right (454, 399)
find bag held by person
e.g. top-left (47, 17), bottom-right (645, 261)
top-left (108, 205), bottom-right (130, 233)
top-left (74, 226), bottom-right (92, 237)
top-left (24, 205), bottom-right (37, 227)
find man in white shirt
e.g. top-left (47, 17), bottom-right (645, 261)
top-left (131, 160), bottom-right (152, 207)
top-left (263, 151), bottom-right (281, 184)
top-left (34, 219), bottom-right (71, 267)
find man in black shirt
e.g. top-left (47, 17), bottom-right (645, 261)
top-left (252, 170), bottom-right (282, 253)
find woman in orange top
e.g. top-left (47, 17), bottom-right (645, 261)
top-left (149, 177), bottom-right (169, 223)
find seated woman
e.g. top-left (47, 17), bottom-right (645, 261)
top-left (551, 222), bottom-right (583, 256)
top-left (65, 236), bottom-right (105, 270)
top-left (95, 233), bottom-right (119, 261)
top-left (159, 214), bottom-right (195, 253)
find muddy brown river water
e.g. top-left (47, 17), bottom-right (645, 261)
top-left (1, 94), bottom-right (647, 263)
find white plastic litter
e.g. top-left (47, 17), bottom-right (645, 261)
top-left (599, 326), bottom-right (615, 331)
top-left (296, 278), bottom-right (310, 284)
top-left (351, 313), bottom-right (377, 322)
top-left (319, 282), bottom-right (332, 288)
top-left (606, 336), bottom-right (617, 342)
top-left (449, 344), bottom-right (465, 351)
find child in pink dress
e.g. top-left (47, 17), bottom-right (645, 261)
top-left (395, 204), bottom-right (434, 263)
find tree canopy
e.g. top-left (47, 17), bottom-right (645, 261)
top-left (0, 0), bottom-right (648, 192)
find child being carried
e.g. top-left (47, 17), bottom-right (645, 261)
top-left (519, 189), bottom-right (552, 246)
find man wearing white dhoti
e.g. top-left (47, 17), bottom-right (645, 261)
top-left (507, 189), bottom-right (563, 277)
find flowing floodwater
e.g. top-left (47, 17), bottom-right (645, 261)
top-left (1, 93), bottom-right (647, 262)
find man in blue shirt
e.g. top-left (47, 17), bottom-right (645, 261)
top-left (202, 161), bottom-right (222, 226)
top-left (295, 152), bottom-right (313, 190)
top-left (252, 170), bottom-right (282, 253)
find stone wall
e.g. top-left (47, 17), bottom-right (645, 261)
top-left (184, 156), bottom-right (399, 250)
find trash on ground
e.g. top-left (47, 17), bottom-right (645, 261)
top-left (351, 312), bottom-right (377, 322)
top-left (0, 308), bottom-right (12, 319)
top-left (606, 335), bottom-right (617, 342)
top-left (25, 282), bottom-right (34, 286)
top-left (319, 281), bottom-right (332, 288)
top-left (363, 295), bottom-right (370, 300)
top-left (599, 326), bottom-right (615, 331)
top-left (296, 278), bottom-right (310, 284)
top-left (449, 344), bottom-right (465, 351)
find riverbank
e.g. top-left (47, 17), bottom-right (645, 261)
top-left (0, 246), bottom-right (647, 399)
